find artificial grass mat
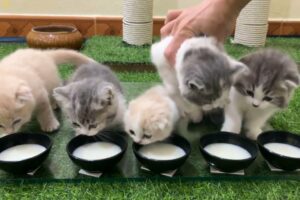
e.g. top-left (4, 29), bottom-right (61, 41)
top-left (0, 36), bottom-right (300, 198)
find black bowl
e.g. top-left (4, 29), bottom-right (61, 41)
top-left (257, 131), bottom-right (300, 171)
top-left (133, 134), bottom-right (191, 173)
top-left (199, 132), bottom-right (258, 172)
top-left (0, 132), bottom-right (52, 174)
top-left (67, 131), bottom-right (127, 172)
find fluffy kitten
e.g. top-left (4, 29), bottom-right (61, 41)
top-left (124, 85), bottom-right (180, 144)
top-left (0, 48), bottom-right (94, 135)
top-left (53, 63), bottom-right (126, 136)
top-left (151, 36), bottom-right (246, 123)
top-left (151, 36), bottom-right (202, 123)
top-left (221, 49), bottom-right (299, 140)
top-left (175, 36), bottom-right (247, 111)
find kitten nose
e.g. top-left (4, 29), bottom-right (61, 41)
top-left (5, 128), bottom-right (14, 134)
top-left (252, 103), bottom-right (259, 108)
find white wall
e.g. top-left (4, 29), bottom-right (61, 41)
top-left (0, 0), bottom-right (299, 20)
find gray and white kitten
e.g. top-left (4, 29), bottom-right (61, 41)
top-left (175, 36), bottom-right (247, 112)
top-left (53, 63), bottom-right (126, 136)
top-left (221, 49), bottom-right (299, 140)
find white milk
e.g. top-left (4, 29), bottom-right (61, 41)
top-left (264, 143), bottom-right (300, 158)
top-left (0, 144), bottom-right (46, 161)
top-left (73, 142), bottom-right (121, 161)
top-left (204, 143), bottom-right (251, 160)
top-left (139, 143), bottom-right (186, 160)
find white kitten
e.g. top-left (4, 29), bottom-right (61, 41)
top-left (124, 85), bottom-right (180, 145)
top-left (151, 36), bottom-right (203, 123)
top-left (151, 36), bottom-right (245, 124)
top-left (222, 49), bottom-right (299, 140)
top-left (175, 36), bottom-right (246, 111)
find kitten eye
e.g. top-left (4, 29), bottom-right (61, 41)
top-left (263, 96), bottom-right (273, 101)
top-left (188, 83), bottom-right (198, 90)
top-left (246, 90), bottom-right (254, 97)
top-left (12, 119), bottom-right (21, 126)
top-left (72, 122), bottom-right (80, 128)
top-left (0, 124), bottom-right (4, 128)
top-left (88, 124), bottom-right (97, 130)
top-left (129, 130), bottom-right (135, 135)
top-left (143, 135), bottom-right (152, 139)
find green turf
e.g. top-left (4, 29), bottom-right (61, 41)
top-left (0, 36), bottom-right (300, 198)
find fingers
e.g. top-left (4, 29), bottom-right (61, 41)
top-left (164, 10), bottom-right (182, 24)
top-left (161, 10), bottom-right (183, 38)
top-left (160, 20), bottom-right (176, 38)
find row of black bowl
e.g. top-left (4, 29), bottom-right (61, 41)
top-left (0, 130), bottom-right (300, 174)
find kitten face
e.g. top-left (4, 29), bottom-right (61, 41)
top-left (124, 86), bottom-right (178, 145)
top-left (0, 84), bottom-right (34, 135)
top-left (124, 108), bottom-right (173, 145)
top-left (54, 80), bottom-right (118, 136)
top-left (124, 110), bottom-right (172, 145)
top-left (176, 37), bottom-right (244, 110)
top-left (235, 49), bottom-right (299, 109)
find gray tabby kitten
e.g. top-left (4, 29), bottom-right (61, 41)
top-left (53, 63), bottom-right (126, 136)
top-left (222, 49), bottom-right (299, 140)
top-left (176, 36), bottom-right (247, 112)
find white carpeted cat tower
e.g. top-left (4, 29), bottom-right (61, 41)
top-left (233, 0), bottom-right (271, 47)
top-left (122, 0), bottom-right (153, 46)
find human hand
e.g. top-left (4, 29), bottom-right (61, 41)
top-left (161, 0), bottom-right (250, 66)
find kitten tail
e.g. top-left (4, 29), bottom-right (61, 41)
top-left (44, 49), bottom-right (95, 66)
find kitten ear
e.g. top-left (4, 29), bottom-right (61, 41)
top-left (94, 84), bottom-right (114, 110)
top-left (228, 58), bottom-right (249, 82)
top-left (53, 86), bottom-right (70, 105)
top-left (187, 80), bottom-right (205, 91)
top-left (281, 73), bottom-right (300, 90)
top-left (15, 85), bottom-right (33, 108)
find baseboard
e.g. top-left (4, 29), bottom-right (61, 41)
top-left (0, 15), bottom-right (299, 37)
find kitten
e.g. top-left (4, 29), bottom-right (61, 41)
top-left (0, 48), bottom-right (94, 135)
top-left (221, 49), bottom-right (299, 140)
top-left (124, 85), bottom-right (180, 144)
top-left (175, 36), bottom-right (247, 111)
top-left (151, 36), bottom-right (246, 123)
top-left (151, 36), bottom-right (203, 123)
top-left (53, 63), bottom-right (126, 136)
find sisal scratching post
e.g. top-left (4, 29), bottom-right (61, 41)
top-left (123, 0), bottom-right (153, 46)
top-left (234, 0), bottom-right (271, 47)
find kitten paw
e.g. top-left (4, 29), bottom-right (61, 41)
top-left (188, 110), bottom-right (203, 123)
top-left (245, 129), bottom-right (262, 140)
top-left (41, 118), bottom-right (60, 133)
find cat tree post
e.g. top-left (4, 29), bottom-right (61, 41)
top-left (122, 0), bottom-right (153, 46)
top-left (233, 0), bottom-right (271, 47)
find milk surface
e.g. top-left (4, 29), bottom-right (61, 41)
top-left (204, 143), bottom-right (251, 160)
top-left (264, 143), bottom-right (300, 158)
top-left (73, 142), bottom-right (122, 161)
top-left (139, 143), bottom-right (186, 160)
top-left (0, 144), bottom-right (46, 161)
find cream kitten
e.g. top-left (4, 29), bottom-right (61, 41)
top-left (124, 85), bottom-right (180, 145)
top-left (221, 49), bottom-right (299, 140)
top-left (0, 48), bottom-right (94, 135)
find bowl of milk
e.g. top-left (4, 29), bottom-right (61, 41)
top-left (199, 132), bottom-right (258, 172)
top-left (133, 134), bottom-right (191, 173)
top-left (257, 131), bottom-right (300, 171)
top-left (0, 132), bottom-right (52, 174)
top-left (67, 131), bottom-right (127, 172)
